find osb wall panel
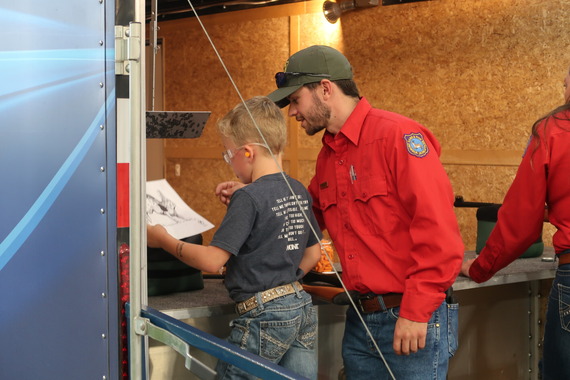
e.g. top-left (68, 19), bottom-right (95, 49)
top-left (339, 0), bottom-right (570, 151)
top-left (158, 15), bottom-right (291, 243)
top-left (157, 0), bottom-right (569, 248)
top-left (446, 164), bottom-right (555, 250)
top-left (159, 16), bottom-right (291, 149)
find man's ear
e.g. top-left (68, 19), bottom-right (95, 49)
top-left (320, 79), bottom-right (333, 100)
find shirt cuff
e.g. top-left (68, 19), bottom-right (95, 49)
top-left (399, 292), bottom-right (445, 323)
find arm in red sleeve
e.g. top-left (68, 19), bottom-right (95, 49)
top-left (469, 136), bottom-right (548, 283)
top-left (386, 121), bottom-right (464, 322)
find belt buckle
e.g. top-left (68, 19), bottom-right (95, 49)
top-left (357, 293), bottom-right (375, 313)
top-left (237, 297), bottom-right (258, 315)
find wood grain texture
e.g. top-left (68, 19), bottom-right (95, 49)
top-left (156, 0), bottom-right (569, 248)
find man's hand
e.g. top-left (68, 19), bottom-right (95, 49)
top-left (393, 317), bottom-right (427, 355)
top-left (461, 258), bottom-right (476, 277)
top-left (214, 181), bottom-right (244, 206)
top-left (147, 224), bottom-right (168, 248)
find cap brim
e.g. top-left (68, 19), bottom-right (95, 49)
top-left (267, 84), bottom-right (302, 108)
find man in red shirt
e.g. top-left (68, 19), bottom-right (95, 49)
top-left (267, 45), bottom-right (464, 379)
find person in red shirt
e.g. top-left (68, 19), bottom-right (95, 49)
top-left (461, 67), bottom-right (570, 380)
top-left (215, 45), bottom-right (464, 379)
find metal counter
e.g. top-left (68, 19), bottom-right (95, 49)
top-left (148, 248), bottom-right (558, 380)
top-left (149, 248), bottom-right (557, 317)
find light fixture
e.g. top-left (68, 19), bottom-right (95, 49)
top-left (323, 0), bottom-right (379, 24)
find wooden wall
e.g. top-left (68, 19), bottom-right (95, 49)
top-left (155, 0), bottom-right (570, 249)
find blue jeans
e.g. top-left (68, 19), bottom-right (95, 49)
top-left (541, 263), bottom-right (570, 380)
top-left (215, 288), bottom-right (318, 380)
top-left (342, 300), bottom-right (458, 380)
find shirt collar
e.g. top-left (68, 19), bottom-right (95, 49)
top-left (323, 97), bottom-right (372, 147)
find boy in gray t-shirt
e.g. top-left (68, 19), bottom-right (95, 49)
top-left (147, 96), bottom-right (322, 379)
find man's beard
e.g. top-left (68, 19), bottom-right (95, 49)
top-left (303, 92), bottom-right (331, 136)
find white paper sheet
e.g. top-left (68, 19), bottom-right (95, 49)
top-left (146, 179), bottom-right (214, 239)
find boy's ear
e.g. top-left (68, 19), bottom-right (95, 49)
top-left (243, 145), bottom-right (254, 158)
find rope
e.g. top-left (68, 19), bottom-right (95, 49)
top-left (178, 2), bottom-right (396, 378)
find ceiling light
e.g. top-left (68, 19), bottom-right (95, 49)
top-left (323, 0), bottom-right (379, 24)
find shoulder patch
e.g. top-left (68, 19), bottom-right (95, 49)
top-left (403, 132), bottom-right (429, 158)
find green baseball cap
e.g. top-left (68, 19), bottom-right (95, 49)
top-left (268, 45), bottom-right (353, 108)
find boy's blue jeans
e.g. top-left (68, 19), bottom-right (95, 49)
top-left (342, 300), bottom-right (458, 379)
top-left (215, 289), bottom-right (317, 380)
top-left (541, 263), bottom-right (570, 380)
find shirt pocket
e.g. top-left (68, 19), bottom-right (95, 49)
top-left (353, 176), bottom-right (391, 235)
top-left (318, 182), bottom-right (338, 212)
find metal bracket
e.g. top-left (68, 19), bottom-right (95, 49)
top-left (134, 316), bottom-right (216, 380)
top-left (115, 23), bottom-right (142, 75)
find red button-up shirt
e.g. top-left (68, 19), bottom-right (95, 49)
top-left (470, 110), bottom-right (570, 283)
top-left (308, 98), bottom-right (464, 322)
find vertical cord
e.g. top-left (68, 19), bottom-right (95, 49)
top-left (182, 2), bottom-right (395, 378)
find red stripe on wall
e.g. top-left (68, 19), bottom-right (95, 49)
top-left (117, 163), bottom-right (130, 228)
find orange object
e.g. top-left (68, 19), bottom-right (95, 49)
top-left (313, 240), bottom-right (335, 272)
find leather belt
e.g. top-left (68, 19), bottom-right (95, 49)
top-left (236, 281), bottom-right (300, 315)
top-left (558, 252), bottom-right (570, 267)
top-left (356, 293), bottom-right (403, 314)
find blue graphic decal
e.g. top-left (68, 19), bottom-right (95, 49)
top-left (0, 92), bottom-right (115, 271)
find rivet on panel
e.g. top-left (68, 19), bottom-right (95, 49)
top-left (100, 167), bottom-right (105, 172)
top-left (101, 250), bottom-right (105, 256)
top-left (100, 209), bottom-right (105, 214)
top-left (100, 124), bottom-right (104, 130)
top-left (99, 40), bottom-right (104, 46)
top-left (102, 293), bottom-right (107, 298)
top-left (102, 334), bottom-right (106, 339)
top-left (99, 82), bottom-right (104, 88)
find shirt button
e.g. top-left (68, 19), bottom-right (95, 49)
top-left (338, 160), bottom-right (344, 165)
top-left (348, 254), bottom-right (354, 259)
top-left (344, 223), bottom-right (350, 230)
top-left (341, 191), bottom-right (346, 197)
top-left (362, 193), bottom-right (367, 197)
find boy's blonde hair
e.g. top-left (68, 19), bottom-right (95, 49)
top-left (217, 96), bottom-right (287, 154)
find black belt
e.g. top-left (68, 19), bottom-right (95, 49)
top-left (355, 288), bottom-right (454, 314)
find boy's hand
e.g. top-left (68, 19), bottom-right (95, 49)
top-left (214, 181), bottom-right (244, 206)
top-left (147, 224), bottom-right (167, 248)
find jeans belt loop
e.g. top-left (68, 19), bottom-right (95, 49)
top-left (357, 293), bottom-right (403, 313)
top-left (377, 295), bottom-right (388, 311)
top-left (255, 292), bottom-right (265, 313)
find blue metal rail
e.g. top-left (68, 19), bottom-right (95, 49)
top-left (137, 305), bottom-right (309, 380)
